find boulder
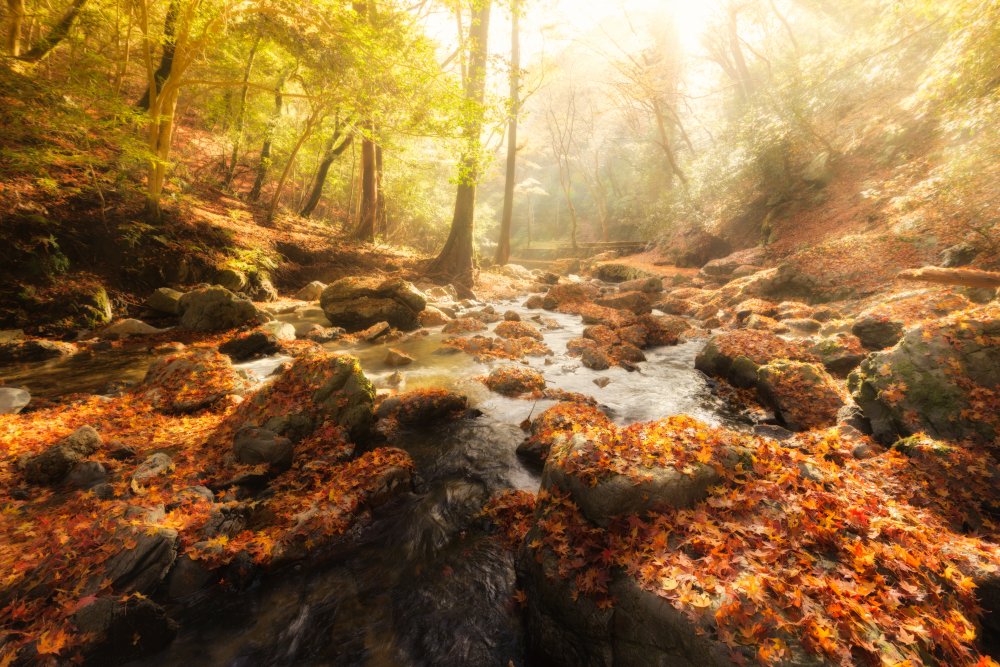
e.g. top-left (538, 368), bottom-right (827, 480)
top-left (851, 315), bottom-right (904, 350)
top-left (695, 330), bottom-right (815, 388)
top-left (145, 287), bottom-right (184, 315)
top-left (100, 526), bottom-right (178, 594)
top-left (665, 227), bottom-right (731, 268)
top-left (419, 306), bottom-right (451, 327)
top-left (320, 277), bottom-right (426, 331)
top-left (260, 320), bottom-right (296, 341)
top-left (375, 388), bottom-right (469, 426)
top-left (940, 243), bottom-right (978, 268)
top-left (484, 365), bottom-right (546, 396)
top-left (178, 286), bottom-right (265, 331)
top-left (72, 596), bottom-right (178, 664)
top-left (808, 334), bottom-right (866, 375)
top-left (581, 346), bottom-right (612, 371)
top-left (542, 283), bottom-right (600, 310)
top-left (219, 330), bottom-right (281, 361)
top-left (849, 305), bottom-right (1000, 445)
top-left (384, 348), bottom-right (415, 367)
top-left (0, 339), bottom-right (75, 363)
top-left (247, 273), bottom-right (279, 302)
top-left (499, 263), bottom-right (534, 280)
top-left (618, 276), bottom-right (663, 293)
top-left (130, 452), bottom-right (173, 491)
top-left (495, 320), bottom-right (544, 341)
top-left (525, 295), bottom-right (544, 309)
top-left (517, 403), bottom-right (612, 467)
top-left (233, 426), bottom-right (293, 469)
top-left (295, 280), bottom-right (327, 301)
top-left (136, 349), bottom-right (245, 413)
top-left (755, 360), bottom-right (845, 431)
top-left (67, 461), bottom-right (108, 489)
top-left (595, 263), bottom-right (649, 283)
top-left (802, 150), bottom-right (832, 186)
top-left (71, 284), bottom-right (114, 328)
top-left (595, 291), bottom-right (652, 315)
top-left (215, 268), bottom-right (247, 292)
top-left (503, 310), bottom-right (521, 321)
top-left (22, 426), bottom-right (102, 485)
top-left (224, 351), bottom-right (375, 442)
top-left (0, 386), bottom-right (30, 414)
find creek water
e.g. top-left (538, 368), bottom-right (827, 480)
top-left (3, 295), bottom-right (740, 666)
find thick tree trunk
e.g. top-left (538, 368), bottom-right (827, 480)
top-left (17, 0), bottom-right (89, 62)
top-left (249, 67), bottom-right (291, 202)
top-left (354, 136), bottom-right (378, 241)
top-left (136, 0), bottom-right (178, 110)
top-left (897, 266), bottom-right (1000, 290)
top-left (6, 0), bottom-right (25, 56)
top-left (494, 0), bottom-right (519, 266)
top-left (225, 34), bottom-right (261, 187)
top-left (427, 0), bottom-right (491, 289)
top-left (375, 144), bottom-right (386, 237)
top-left (300, 132), bottom-right (352, 217)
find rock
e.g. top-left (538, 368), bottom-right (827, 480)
top-left (72, 596), bottom-right (178, 664)
top-left (852, 315), bottom-right (904, 350)
top-left (695, 330), bottom-right (816, 388)
top-left (443, 317), bottom-right (487, 334)
top-left (503, 310), bottom-right (521, 321)
top-left (0, 338), bottom-right (75, 363)
top-left (0, 387), bottom-right (30, 414)
top-left (260, 320), bottom-right (296, 341)
top-left (136, 349), bottom-right (244, 413)
top-left (248, 274), bottom-right (279, 302)
top-left (224, 351), bottom-right (375, 442)
top-left (101, 526), bottom-right (178, 594)
top-left (518, 403), bottom-right (612, 467)
top-left (611, 343), bottom-right (646, 365)
top-left (593, 377), bottom-right (611, 388)
top-left (595, 263), bottom-right (650, 283)
top-left (215, 268), bottom-right (247, 292)
top-left (376, 388), bottom-right (469, 426)
top-left (419, 306), bottom-right (451, 327)
top-left (652, 297), bottom-right (692, 315)
top-left (233, 426), bottom-right (293, 469)
top-left (146, 287), bottom-right (184, 315)
top-left (595, 291), bottom-right (652, 314)
top-left (320, 277), bottom-right (426, 331)
top-left (756, 360), bottom-right (845, 431)
top-left (782, 318), bottom-right (822, 334)
top-left (665, 227), bottom-right (732, 268)
top-left (581, 346), bottom-right (612, 371)
top-left (71, 284), bottom-right (114, 328)
top-left (495, 320), bottom-right (543, 341)
top-left (849, 305), bottom-right (1000, 445)
top-left (99, 319), bottom-right (165, 338)
top-left (543, 283), bottom-right (601, 310)
top-left (108, 442), bottom-right (136, 460)
top-left (296, 280), bottom-right (327, 301)
top-left (304, 326), bottom-right (347, 343)
top-left (219, 330), bottom-right (281, 361)
top-left (384, 348), bottom-right (415, 367)
top-left (23, 426), bottom-right (101, 485)
top-left (165, 556), bottom-right (214, 600)
top-left (499, 263), bottom-right (534, 280)
top-left (485, 365), bottom-right (546, 396)
top-left (357, 321), bottom-right (392, 342)
top-left (618, 276), bottom-right (663, 293)
top-left (178, 286), bottom-right (265, 331)
top-left (802, 150), bottom-right (832, 186)
top-left (550, 258), bottom-right (582, 275)
top-left (809, 334), bottom-right (866, 375)
top-left (67, 461), bottom-right (107, 489)
top-left (940, 243), bottom-right (978, 268)
top-left (130, 452), bottom-right (173, 491)
top-left (0, 329), bottom-right (24, 343)
top-left (525, 295), bottom-right (544, 309)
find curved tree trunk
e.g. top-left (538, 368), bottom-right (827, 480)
top-left (494, 0), bottom-right (519, 266)
top-left (427, 0), bottom-right (492, 289)
top-left (17, 0), bottom-right (89, 63)
top-left (300, 132), bottom-right (352, 217)
top-left (136, 0), bottom-right (178, 110)
top-left (249, 66), bottom-right (292, 202)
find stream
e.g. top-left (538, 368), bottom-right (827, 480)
top-left (3, 295), bottom-right (740, 666)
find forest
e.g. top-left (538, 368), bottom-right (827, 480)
top-left (0, 0), bottom-right (999, 665)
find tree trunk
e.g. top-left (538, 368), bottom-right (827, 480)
top-left (249, 67), bottom-right (292, 202)
top-left (17, 0), bottom-right (89, 62)
top-left (225, 34), bottom-right (261, 187)
top-left (300, 131), bottom-right (352, 217)
top-left (897, 266), bottom-right (1000, 290)
top-left (354, 135), bottom-right (378, 241)
top-left (427, 0), bottom-right (492, 289)
top-left (6, 0), bottom-right (25, 56)
top-left (267, 109), bottom-right (321, 222)
top-left (136, 0), bottom-right (178, 110)
top-left (375, 144), bottom-right (386, 238)
top-left (494, 0), bottom-right (519, 265)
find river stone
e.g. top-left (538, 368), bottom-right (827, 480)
top-left (233, 426), bottom-right (293, 469)
top-left (756, 360), bottom-right (845, 431)
top-left (219, 330), bottom-right (281, 361)
top-left (525, 295), bottom-right (544, 309)
top-left (260, 320), bottom-right (296, 341)
top-left (215, 268), bottom-right (247, 292)
top-left (22, 425), bottom-right (102, 485)
top-left (582, 346), bottom-right (612, 371)
top-left (851, 315), bottom-right (904, 350)
top-left (0, 387), bottom-right (30, 414)
top-left (320, 277), bottom-right (426, 331)
top-left (99, 318), bottom-right (165, 338)
top-left (0, 339), bottom-right (75, 363)
top-left (618, 276), bottom-right (663, 293)
top-left (67, 461), bottom-right (108, 489)
top-left (100, 526), bottom-right (178, 594)
top-left (384, 348), bottom-right (415, 367)
top-left (419, 305), bottom-right (451, 327)
top-left (542, 283), bottom-right (600, 310)
top-left (849, 305), bottom-right (1000, 445)
top-left (137, 349), bottom-right (245, 413)
top-left (178, 286), bottom-right (266, 331)
top-left (295, 280), bottom-right (327, 301)
top-left (72, 596), bottom-right (178, 664)
top-left (146, 287), bottom-right (184, 315)
top-left (485, 366), bottom-right (546, 396)
top-left (224, 351), bottom-right (375, 442)
top-left (130, 453), bottom-right (173, 491)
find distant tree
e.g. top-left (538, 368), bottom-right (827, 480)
top-left (494, 0), bottom-right (521, 265)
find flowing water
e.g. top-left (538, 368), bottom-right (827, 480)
top-left (2, 295), bottom-right (740, 666)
